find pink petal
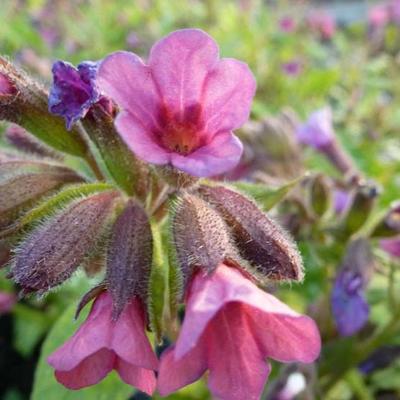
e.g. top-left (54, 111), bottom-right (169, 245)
top-left (54, 349), bottom-right (114, 390)
top-left (170, 132), bottom-right (243, 177)
top-left (202, 58), bottom-right (256, 134)
top-left (207, 303), bottom-right (271, 400)
top-left (149, 29), bottom-right (219, 118)
top-left (157, 345), bottom-right (207, 396)
top-left (380, 237), bottom-right (400, 258)
top-left (97, 51), bottom-right (161, 132)
top-left (116, 358), bottom-right (157, 395)
top-left (247, 304), bottom-right (321, 363)
top-left (112, 299), bottom-right (158, 371)
top-left (115, 111), bottom-right (170, 164)
top-left (47, 292), bottom-right (115, 371)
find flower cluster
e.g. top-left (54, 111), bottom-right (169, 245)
top-left (0, 29), bottom-right (321, 399)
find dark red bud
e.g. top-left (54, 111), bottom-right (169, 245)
top-left (199, 185), bottom-right (303, 282)
top-left (106, 201), bottom-right (152, 319)
top-left (12, 191), bottom-right (118, 292)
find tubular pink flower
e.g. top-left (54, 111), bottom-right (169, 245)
top-left (158, 264), bottom-right (321, 400)
top-left (47, 292), bottom-right (157, 394)
top-left (97, 29), bottom-right (256, 177)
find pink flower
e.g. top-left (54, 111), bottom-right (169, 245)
top-left (279, 16), bottom-right (296, 33)
top-left (368, 5), bottom-right (389, 28)
top-left (381, 237), bottom-right (400, 258)
top-left (307, 11), bottom-right (336, 40)
top-left (0, 72), bottom-right (16, 96)
top-left (0, 292), bottom-right (15, 315)
top-left (97, 29), bottom-right (256, 177)
top-left (47, 292), bottom-right (157, 394)
top-left (158, 264), bottom-right (321, 400)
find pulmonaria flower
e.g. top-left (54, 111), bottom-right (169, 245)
top-left (388, 0), bottom-right (400, 23)
top-left (47, 291), bottom-right (157, 394)
top-left (0, 292), bottom-right (15, 315)
top-left (331, 239), bottom-right (373, 337)
top-left (158, 264), bottom-right (321, 400)
top-left (307, 11), bottom-right (336, 40)
top-left (97, 29), bottom-right (256, 177)
top-left (281, 60), bottom-right (302, 77)
top-left (368, 5), bottom-right (389, 29)
top-left (49, 60), bottom-right (103, 129)
top-left (380, 237), bottom-right (400, 258)
top-left (296, 108), bottom-right (334, 150)
top-left (279, 16), bottom-right (296, 33)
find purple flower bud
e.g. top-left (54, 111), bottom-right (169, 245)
top-left (359, 345), bottom-right (400, 374)
top-left (297, 108), bottom-right (335, 150)
top-left (106, 201), bottom-right (153, 319)
top-left (331, 239), bottom-right (374, 336)
top-left (333, 189), bottom-right (352, 214)
top-left (12, 191), bottom-right (119, 293)
top-left (199, 186), bottom-right (303, 282)
top-left (49, 60), bottom-right (101, 129)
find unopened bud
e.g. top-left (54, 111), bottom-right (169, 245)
top-left (0, 71), bottom-right (17, 97)
top-left (106, 201), bottom-right (152, 319)
top-left (171, 192), bottom-right (238, 291)
top-left (0, 161), bottom-right (83, 228)
top-left (199, 186), bottom-right (303, 282)
top-left (12, 191), bottom-right (119, 293)
top-left (371, 201), bottom-right (400, 238)
top-left (307, 174), bottom-right (331, 218)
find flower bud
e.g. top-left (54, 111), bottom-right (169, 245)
top-left (371, 201), bottom-right (400, 238)
top-left (359, 345), bottom-right (400, 374)
top-left (171, 192), bottom-right (239, 291)
top-left (12, 191), bottom-right (119, 293)
top-left (0, 71), bottom-right (17, 97)
top-left (0, 161), bottom-right (83, 228)
top-left (106, 201), bottom-right (152, 318)
top-left (5, 124), bottom-right (63, 160)
top-left (199, 185), bottom-right (303, 282)
top-left (307, 174), bottom-right (331, 218)
top-left (343, 182), bottom-right (379, 235)
top-left (0, 57), bottom-right (89, 158)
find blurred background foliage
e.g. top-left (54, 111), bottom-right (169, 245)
top-left (1, 0), bottom-right (400, 399)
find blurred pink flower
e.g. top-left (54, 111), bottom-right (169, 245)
top-left (279, 16), bottom-right (296, 33)
top-left (0, 292), bottom-right (15, 315)
top-left (97, 29), bottom-right (256, 177)
top-left (158, 264), bottom-right (321, 400)
top-left (47, 292), bottom-right (157, 393)
top-left (307, 11), bottom-right (336, 40)
top-left (381, 237), bottom-right (400, 258)
top-left (388, 0), bottom-right (400, 23)
top-left (368, 5), bottom-right (389, 28)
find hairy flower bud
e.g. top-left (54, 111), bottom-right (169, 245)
top-left (0, 71), bottom-right (17, 97)
top-left (171, 192), bottom-right (238, 290)
top-left (12, 191), bottom-right (119, 293)
top-left (199, 185), bottom-right (303, 282)
top-left (106, 201), bottom-right (152, 318)
top-left (0, 161), bottom-right (83, 228)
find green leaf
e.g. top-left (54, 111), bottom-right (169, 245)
top-left (232, 177), bottom-right (301, 211)
top-left (31, 302), bottom-right (134, 400)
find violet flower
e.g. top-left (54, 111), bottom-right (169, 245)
top-left (368, 5), bottom-right (389, 29)
top-left (281, 60), bottom-right (302, 77)
top-left (333, 189), bottom-right (352, 214)
top-left (331, 269), bottom-right (369, 336)
top-left (97, 29), bottom-right (256, 177)
top-left (296, 108), bottom-right (334, 150)
top-left (47, 291), bottom-right (158, 393)
top-left (49, 60), bottom-right (101, 129)
top-left (158, 264), bottom-right (321, 400)
top-left (388, 0), bottom-right (400, 23)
